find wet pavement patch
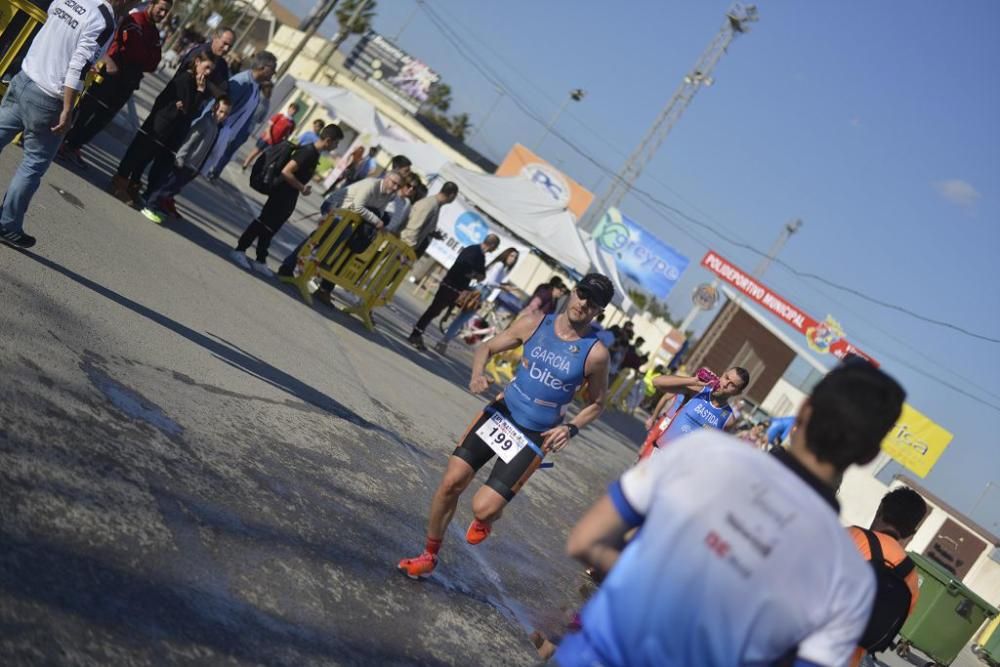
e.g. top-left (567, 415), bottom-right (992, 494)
top-left (49, 184), bottom-right (85, 210)
top-left (81, 360), bottom-right (183, 438)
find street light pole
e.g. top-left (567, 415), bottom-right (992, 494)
top-left (682, 218), bottom-right (802, 370)
top-left (536, 88), bottom-right (585, 152)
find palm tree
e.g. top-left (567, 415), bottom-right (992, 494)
top-left (424, 82), bottom-right (452, 113)
top-left (448, 112), bottom-right (472, 141)
top-left (334, 0), bottom-right (377, 40)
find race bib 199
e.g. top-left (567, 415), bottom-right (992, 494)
top-left (476, 411), bottom-right (531, 464)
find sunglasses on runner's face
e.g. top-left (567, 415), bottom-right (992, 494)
top-left (575, 287), bottom-right (606, 309)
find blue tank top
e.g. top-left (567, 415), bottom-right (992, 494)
top-left (505, 315), bottom-right (598, 431)
top-left (658, 386), bottom-right (733, 445)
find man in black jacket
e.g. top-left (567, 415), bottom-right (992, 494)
top-left (408, 234), bottom-right (500, 351)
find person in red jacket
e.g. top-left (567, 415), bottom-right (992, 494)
top-left (240, 102), bottom-right (299, 170)
top-left (59, 0), bottom-right (173, 167)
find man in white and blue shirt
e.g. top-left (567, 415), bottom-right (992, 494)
top-left (0, 0), bottom-right (121, 248)
top-left (557, 361), bottom-right (907, 667)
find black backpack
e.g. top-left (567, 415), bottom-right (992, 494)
top-left (857, 528), bottom-right (915, 654)
top-left (249, 141), bottom-right (295, 194)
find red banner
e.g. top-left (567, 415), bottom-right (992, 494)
top-left (701, 251), bottom-right (878, 366)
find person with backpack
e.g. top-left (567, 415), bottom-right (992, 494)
top-left (230, 124), bottom-right (343, 275)
top-left (137, 96), bottom-right (231, 224)
top-left (240, 102), bottom-right (299, 171)
top-left (848, 487), bottom-right (927, 666)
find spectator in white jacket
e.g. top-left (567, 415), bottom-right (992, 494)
top-left (0, 0), bottom-right (126, 248)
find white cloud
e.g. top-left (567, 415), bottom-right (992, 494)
top-left (933, 179), bottom-right (980, 210)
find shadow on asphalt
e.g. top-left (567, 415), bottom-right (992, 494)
top-left (15, 250), bottom-right (424, 447)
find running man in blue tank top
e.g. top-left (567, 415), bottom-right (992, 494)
top-left (648, 366), bottom-right (750, 452)
top-left (398, 274), bottom-right (614, 579)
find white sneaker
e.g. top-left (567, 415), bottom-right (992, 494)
top-left (230, 250), bottom-right (251, 270)
top-left (251, 261), bottom-right (274, 278)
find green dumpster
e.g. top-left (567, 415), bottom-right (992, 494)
top-left (895, 552), bottom-right (998, 666)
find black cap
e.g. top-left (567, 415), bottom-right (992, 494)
top-left (576, 273), bottom-right (614, 308)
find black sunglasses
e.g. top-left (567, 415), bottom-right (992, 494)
top-left (575, 287), bottom-right (607, 308)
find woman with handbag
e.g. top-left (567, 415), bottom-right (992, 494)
top-left (435, 248), bottom-right (520, 354)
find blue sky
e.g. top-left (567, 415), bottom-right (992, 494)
top-left (291, 0), bottom-right (1000, 530)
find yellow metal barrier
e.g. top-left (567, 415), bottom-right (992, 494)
top-left (279, 209), bottom-right (416, 331)
top-left (605, 369), bottom-right (639, 411)
top-left (486, 345), bottom-right (522, 385)
top-left (0, 0), bottom-right (47, 98)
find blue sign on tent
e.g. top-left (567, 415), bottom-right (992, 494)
top-left (593, 208), bottom-right (689, 299)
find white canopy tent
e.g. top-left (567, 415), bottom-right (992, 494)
top-left (294, 80), bottom-right (451, 176)
top-left (438, 163), bottom-right (634, 309)
top-left (295, 80), bottom-right (383, 135)
top-left (439, 164), bottom-right (592, 269)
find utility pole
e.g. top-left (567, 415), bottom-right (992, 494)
top-left (273, 0), bottom-right (340, 82)
top-left (233, 0), bottom-right (273, 53)
top-left (304, 0), bottom-right (371, 83)
top-left (536, 88), bottom-right (586, 152)
top-left (683, 219), bottom-right (802, 371)
top-left (578, 3), bottom-right (759, 234)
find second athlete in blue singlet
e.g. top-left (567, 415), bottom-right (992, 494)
top-left (398, 274), bottom-right (615, 579)
top-left (649, 367), bottom-right (751, 451)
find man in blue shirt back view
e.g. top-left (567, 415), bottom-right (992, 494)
top-left (555, 361), bottom-right (906, 667)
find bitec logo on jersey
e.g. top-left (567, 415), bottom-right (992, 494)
top-left (525, 345), bottom-right (576, 393)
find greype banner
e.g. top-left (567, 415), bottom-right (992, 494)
top-left (593, 207), bottom-right (690, 299)
top-left (343, 30), bottom-right (440, 114)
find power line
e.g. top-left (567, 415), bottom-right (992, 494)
top-left (416, 1), bottom-right (1000, 345)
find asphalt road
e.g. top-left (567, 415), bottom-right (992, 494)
top-left (0, 71), bottom-right (645, 666)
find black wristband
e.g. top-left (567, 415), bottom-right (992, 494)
top-left (566, 423), bottom-right (580, 438)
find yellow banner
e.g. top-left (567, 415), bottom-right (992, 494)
top-left (880, 403), bottom-right (953, 478)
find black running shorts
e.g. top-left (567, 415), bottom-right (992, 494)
top-left (453, 398), bottom-right (546, 502)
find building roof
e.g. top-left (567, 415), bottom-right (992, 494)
top-left (894, 474), bottom-right (1000, 547)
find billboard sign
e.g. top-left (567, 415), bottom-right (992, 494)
top-left (881, 403), bottom-right (953, 478)
top-left (700, 250), bottom-right (878, 365)
top-left (344, 31), bottom-right (440, 113)
top-left (593, 207), bottom-right (689, 299)
top-left (427, 201), bottom-right (530, 269)
top-left (494, 144), bottom-right (594, 221)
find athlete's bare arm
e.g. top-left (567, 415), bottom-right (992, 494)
top-left (645, 392), bottom-right (678, 430)
top-left (651, 374), bottom-right (708, 393)
top-left (566, 494), bottom-right (629, 576)
top-left (468, 313), bottom-right (544, 394)
top-left (540, 343), bottom-right (610, 453)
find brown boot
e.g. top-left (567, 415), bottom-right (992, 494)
top-left (125, 181), bottom-right (143, 209)
top-left (109, 175), bottom-right (131, 204)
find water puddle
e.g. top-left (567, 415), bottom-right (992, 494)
top-left (82, 361), bottom-right (183, 438)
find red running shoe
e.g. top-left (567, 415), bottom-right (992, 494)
top-left (397, 551), bottom-right (437, 579)
top-left (466, 519), bottom-right (492, 545)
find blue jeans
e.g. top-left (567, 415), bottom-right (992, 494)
top-left (0, 72), bottom-right (66, 232)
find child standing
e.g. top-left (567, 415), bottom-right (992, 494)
top-left (139, 97), bottom-right (232, 224)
